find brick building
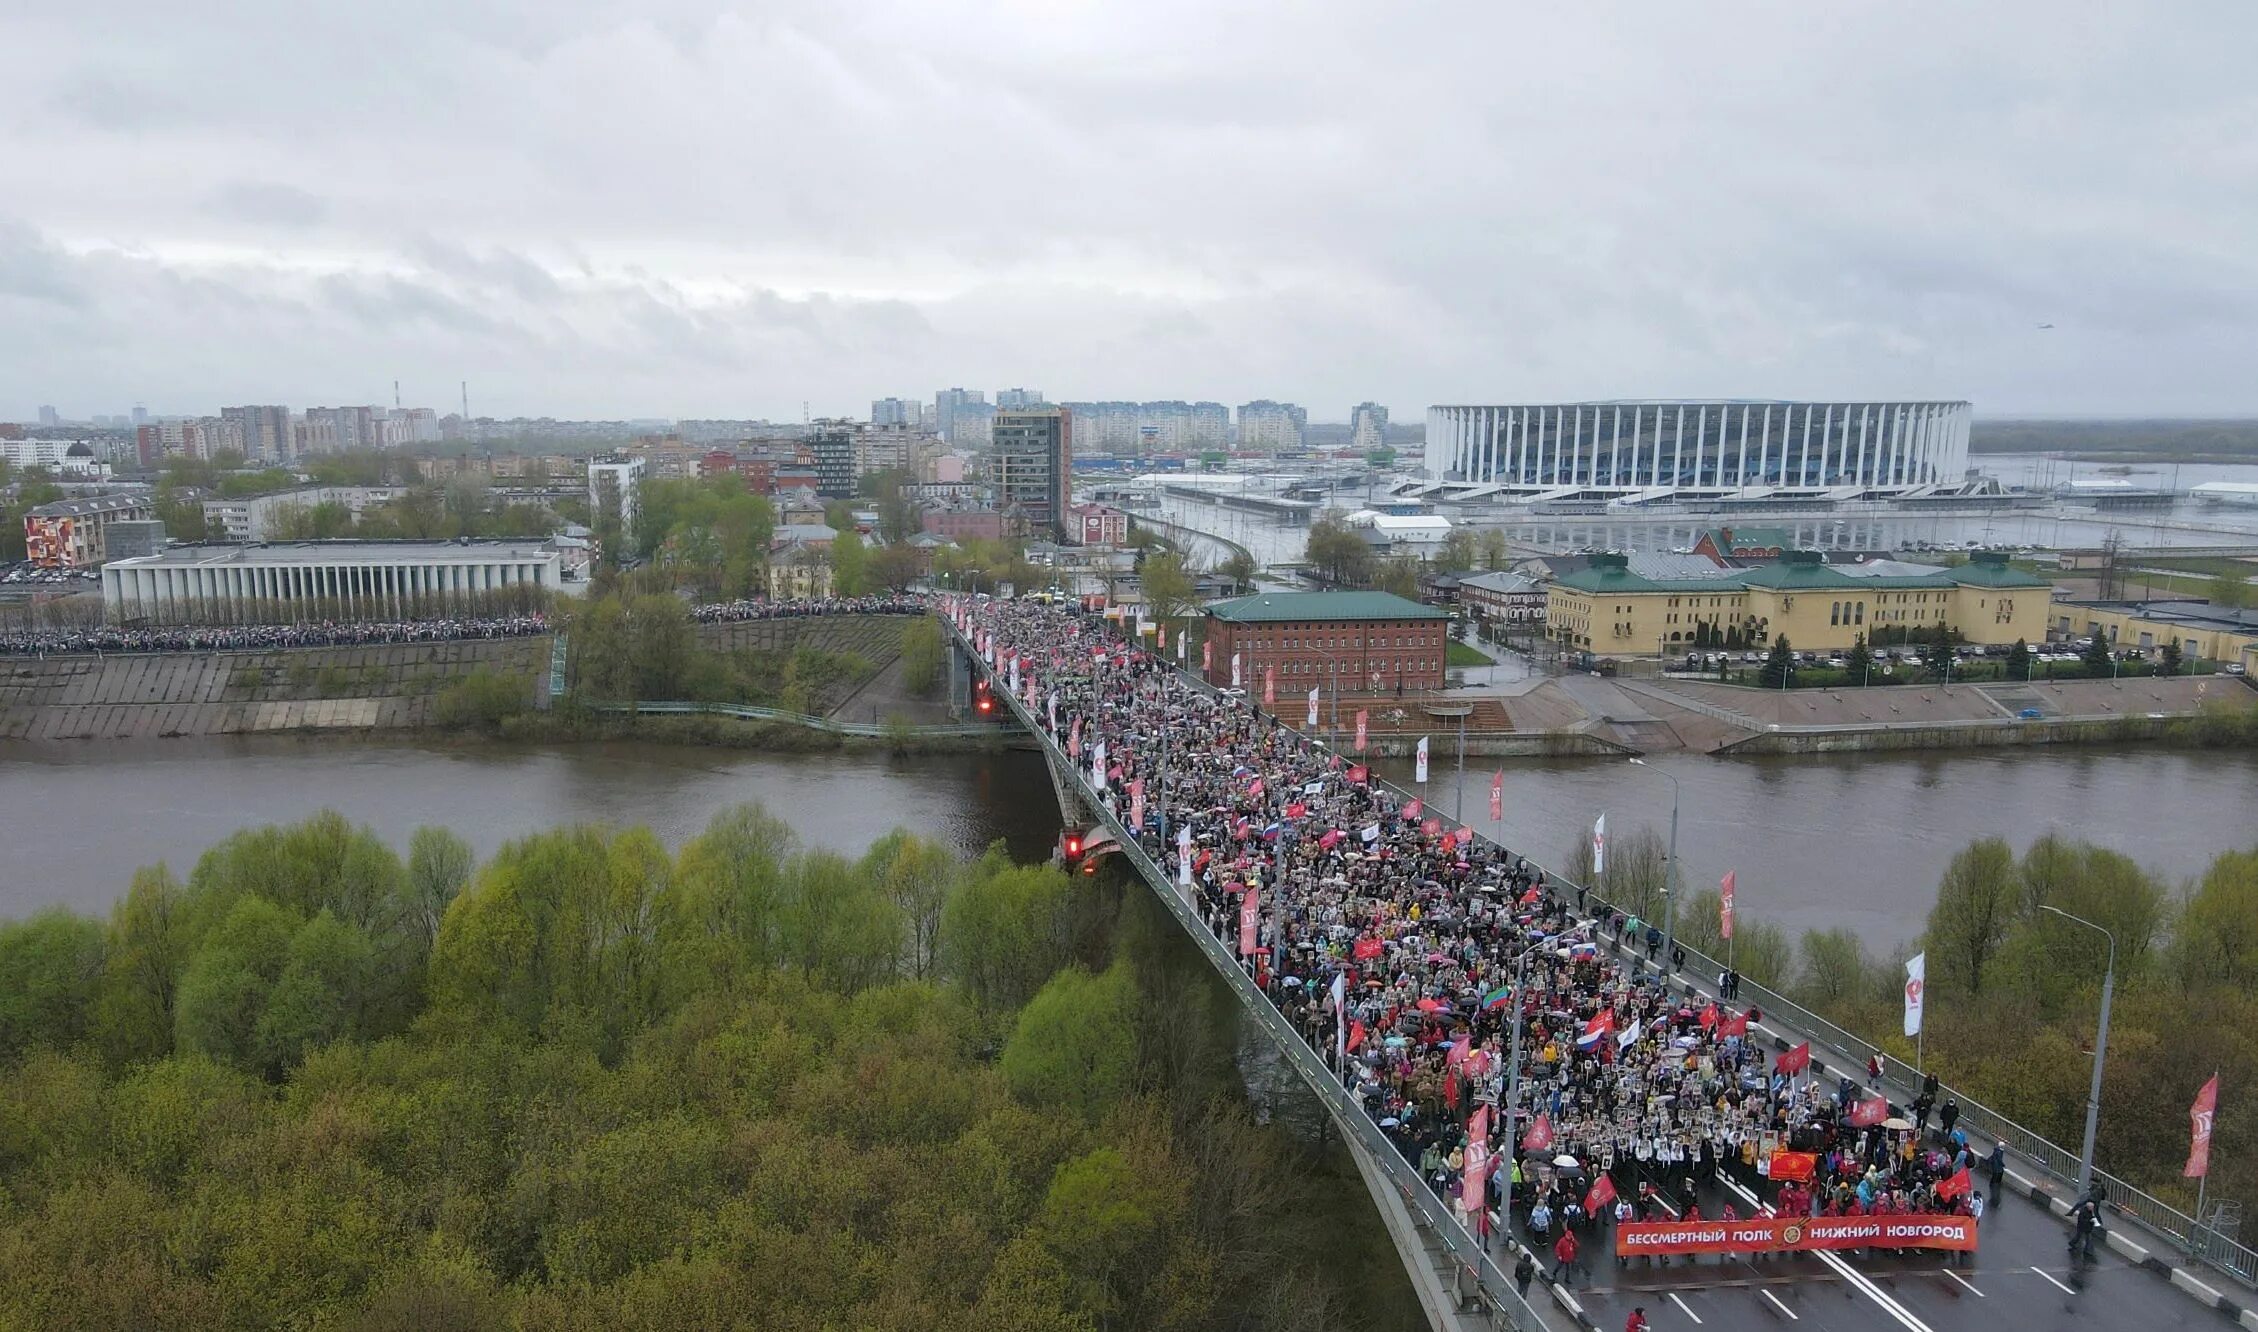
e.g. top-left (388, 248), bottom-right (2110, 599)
top-left (1069, 502), bottom-right (1128, 547)
top-left (1200, 591), bottom-right (1451, 695)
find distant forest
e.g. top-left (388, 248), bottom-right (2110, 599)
top-left (1973, 418), bottom-right (2258, 460)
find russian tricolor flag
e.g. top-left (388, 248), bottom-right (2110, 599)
top-left (1576, 1010), bottom-right (1614, 1051)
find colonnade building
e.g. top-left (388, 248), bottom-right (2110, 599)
top-left (1423, 400), bottom-right (1971, 497)
top-left (101, 540), bottom-right (578, 624)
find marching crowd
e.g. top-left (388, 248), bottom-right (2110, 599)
top-left (0, 616), bottom-right (552, 656)
top-left (0, 594), bottom-right (930, 657)
top-left (956, 593), bottom-right (1989, 1290)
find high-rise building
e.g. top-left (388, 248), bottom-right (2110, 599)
top-left (809, 426), bottom-right (857, 498)
top-left (933, 387), bottom-right (989, 444)
top-left (1350, 402), bottom-right (1390, 452)
top-left (992, 405), bottom-right (1072, 538)
top-left (37, 406), bottom-right (58, 428)
top-left (131, 405), bottom-right (149, 427)
top-left (995, 387), bottom-right (1045, 410)
top-left (589, 455), bottom-right (648, 536)
top-left (871, 396), bottom-right (922, 427)
top-left (1237, 400), bottom-right (1307, 453)
top-left (220, 405), bottom-right (293, 462)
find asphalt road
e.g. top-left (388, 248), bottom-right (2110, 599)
top-left (1549, 1169), bottom-right (2218, 1332)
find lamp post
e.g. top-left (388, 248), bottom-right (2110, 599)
top-left (2039, 904), bottom-right (2117, 1198)
top-left (1628, 757), bottom-right (1681, 979)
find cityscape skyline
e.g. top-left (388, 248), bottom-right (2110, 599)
top-left (6, 3), bottom-right (2254, 420)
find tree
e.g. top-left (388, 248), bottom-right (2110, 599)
top-left (1303, 511), bottom-right (1373, 587)
top-left (1479, 529), bottom-right (1510, 571)
top-left (900, 617), bottom-right (946, 697)
top-left (858, 829), bottom-right (957, 979)
top-left (1924, 837), bottom-right (2018, 996)
top-left (1795, 928), bottom-right (1873, 1007)
top-left (1373, 556), bottom-right (1421, 602)
top-left (2006, 637), bottom-right (2032, 681)
top-left (0, 909), bottom-right (107, 1062)
top-left (1760, 636), bottom-right (1794, 688)
top-left (253, 910), bottom-right (377, 1074)
top-left (2161, 639), bottom-right (2183, 676)
top-left (941, 856), bottom-right (1077, 1015)
top-left (1001, 964), bottom-right (1137, 1119)
top-left (1846, 634), bottom-right (1873, 686)
top-left (1216, 549), bottom-right (1258, 592)
top-left (1436, 528), bottom-right (1481, 572)
top-left (2175, 850), bottom-right (2258, 992)
top-left (1139, 552), bottom-right (1196, 622)
top-left (2084, 631), bottom-right (2116, 678)
top-left (829, 532), bottom-right (871, 597)
top-left (407, 828), bottom-right (475, 948)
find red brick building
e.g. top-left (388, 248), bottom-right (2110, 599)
top-left (1070, 502), bottom-right (1128, 547)
top-left (1200, 591), bottom-right (1451, 695)
top-left (1691, 525), bottom-right (1791, 563)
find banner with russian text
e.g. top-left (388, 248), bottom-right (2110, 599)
top-left (1239, 885), bottom-right (1261, 956)
top-left (1616, 1214), bottom-right (1977, 1257)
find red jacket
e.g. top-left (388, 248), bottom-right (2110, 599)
top-left (1555, 1232), bottom-right (1578, 1264)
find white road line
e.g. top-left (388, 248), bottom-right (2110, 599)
top-left (1721, 1175), bottom-right (1936, 1332)
top-left (1944, 1269), bottom-right (1985, 1297)
top-left (1669, 1291), bottom-right (1704, 1324)
top-left (1760, 1288), bottom-right (1801, 1320)
top-left (2032, 1265), bottom-right (2077, 1295)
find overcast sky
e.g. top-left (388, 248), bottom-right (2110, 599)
top-left (5, 1), bottom-right (2255, 422)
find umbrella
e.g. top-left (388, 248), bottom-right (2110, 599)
top-left (1882, 1117), bottom-right (1913, 1131)
top-left (1672, 1035), bottom-right (1699, 1049)
top-left (1415, 998), bottom-right (1445, 1013)
top-left (1380, 1117), bottom-right (1400, 1128)
top-left (1553, 1155), bottom-right (1581, 1169)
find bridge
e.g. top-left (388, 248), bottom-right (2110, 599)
top-left (941, 596), bottom-right (2250, 1332)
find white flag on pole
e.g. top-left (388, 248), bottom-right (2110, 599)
top-left (1306, 687), bottom-right (1320, 728)
top-left (1178, 823), bottom-right (1194, 886)
top-left (1414, 736), bottom-right (1429, 783)
top-left (1091, 739), bottom-right (1108, 792)
top-left (1904, 952), bottom-right (1926, 1037)
top-left (1592, 813), bottom-right (1607, 874)
top-left (1231, 652), bottom-right (1242, 688)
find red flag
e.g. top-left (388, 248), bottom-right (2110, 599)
top-left (1421, 817), bottom-right (1441, 837)
top-left (1777, 1041), bottom-right (1811, 1077)
top-left (1936, 1165), bottom-right (1973, 1201)
top-left (1353, 937), bottom-right (1384, 961)
top-left (1488, 771), bottom-right (1503, 821)
top-left (2189, 1074), bottom-right (2221, 1178)
top-left (1698, 1002), bottom-right (1718, 1030)
top-left (1347, 764), bottom-right (1369, 784)
top-left (1464, 1106), bottom-right (1491, 1216)
top-left (1455, 827), bottom-right (1476, 848)
top-left (1521, 1113), bottom-right (1554, 1152)
top-left (1447, 1035), bottom-right (1472, 1068)
top-left (1347, 1019), bottom-right (1368, 1053)
top-left (1263, 667), bottom-right (1275, 706)
top-left (1850, 1095), bottom-right (1890, 1128)
top-left (1238, 885), bottom-right (1261, 955)
top-left (1402, 798), bottom-right (1423, 820)
top-left (1584, 1173), bottom-right (1618, 1214)
top-left (1285, 801), bottom-right (1307, 819)
top-left (1720, 870), bottom-right (1736, 941)
top-left (1718, 1009), bottom-right (1750, 1038)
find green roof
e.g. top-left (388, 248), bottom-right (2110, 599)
top-left (1553, 567), bottom-right (1734, 594)
top-left (1204, 591), bottom-right (1447, 623)
top-left (1561, 549), bottom-right (2048, 597)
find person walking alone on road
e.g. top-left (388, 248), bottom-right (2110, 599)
top-left (1514, 1249), bottom-right (1535, 1299)
top-left (1553, 1229), bottom-right (1579, 1284)
top-left (1987, 1142), bottom-right (2007, 1206)
top-left (1867, 1050), bottom-right (1885, 1088)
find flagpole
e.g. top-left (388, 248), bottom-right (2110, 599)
top-left (2194, 1068), bottom-right (2218, 1258)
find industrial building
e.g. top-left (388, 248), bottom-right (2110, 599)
top-left (1201, 591), bottom-right (1452, 694)
top-left (101, 540), bottom-right (580, 624)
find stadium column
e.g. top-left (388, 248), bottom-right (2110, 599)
top-left (1611, 405), bottom-right (1624, 490)
top-left (1735, 404), bottom-right (1751, 488)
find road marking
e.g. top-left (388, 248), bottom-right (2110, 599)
top-left (1944, 1269), bottom-right (1985, 1297)
top-left (2032, 1266), bottom-right (2077, 1295)
top-left (1760, 1289), bottom-right (1800, 1320)
top-left (1669, 1291), bottom-right (1704, 1324)
top-left (1721, 1175), bottom-right (1936, 1332)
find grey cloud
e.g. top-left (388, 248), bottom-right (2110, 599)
top-left (204, 181), bottom-right (330, 230)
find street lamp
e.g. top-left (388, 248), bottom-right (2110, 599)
top-left (2038, 904), bottom-right (2117, 1199)
top-left (1627, 757), bottom-right (1681, 978)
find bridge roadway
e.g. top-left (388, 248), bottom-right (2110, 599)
top-left (943, 599), bottom-right (2230, 1332)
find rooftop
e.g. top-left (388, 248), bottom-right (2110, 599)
top-left (26, 494), bottom-right (149, 518)
top-left (1554, 550), bottom-right (2047, 595)
top-left (106, 540), bottom-right (562, 568)
top-left (1205, 591), bottom-right (1448, 624)
top-left (2061, 598), bottom-right (2258, 635)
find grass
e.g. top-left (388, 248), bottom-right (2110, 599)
top-left (1446, 639), bottom-right (1495, 667)
top-left (2142, 555), bottom-right (2258, 579)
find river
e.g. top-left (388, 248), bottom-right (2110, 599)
top-left (5, 735), bottom-right (2252, 949)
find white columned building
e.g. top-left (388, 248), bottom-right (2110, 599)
top-left (100, 540), bottom-right (584, 625)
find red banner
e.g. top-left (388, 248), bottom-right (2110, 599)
top-left (1239, 886), bottom-right (1261, 956)
top-left (1767, 1151), bottom-right (1817, 1182)
top-left (1354, 709), bottom-right (1368, 751)
top-left (1616, 1214), bottom-right (1978, 1257)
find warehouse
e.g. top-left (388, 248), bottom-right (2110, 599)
top-left (100, 540), bottom-right (581, 624)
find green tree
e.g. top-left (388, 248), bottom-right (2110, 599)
top-left (900, 616), bottom-right (946, 697)
top-left (1002, 964), bottom-right (1138, 1119)
top-left (830, 532), bottom-right (871, 597)
top-left (1373, 556), bottom-right (1420, 601)
top-left (1794, 928), bottom-right (1873, 1007)
top-left (253, 910), bottom-right (377, 1074)
top-left (2175, 850), bottom-right (2258, 992)
top-left (1924, 837), bottom-right (2019, 996)
top-left (92, 866), bottom-right (190, 1064)
top-left (173, 895), bottom-right (298, 1069)
top-left (941, 855), bottom-right (1078, 1015)
top-left (406, 827), bottom-right (476, 948)
top-left (1846, 633), bottom-right (1873, 685)
top-left (2084, 631), bottom-right (2116, 678)
top-left (1435, 528), bottom-right (1481, 571)
top-left (1302, 511), bottom-right (1372, 587)
top-left (0, 909), bottom-right (107, 1062)
top-left (2209, 572), bottom-right (2251, 610)
top-left (668, 802), bottom-right (797, 984)
top-left (1760, 636), bottom-right (1794, 688)
top-left (2161, 639), bottom-right (2183, 675)
top-left (1139, 551), bottom-right (1196, 622)
top-left (859, 830), bottom-right (959, 979)
top-left (1478, 529), bottom-right (1510, 571)
top-left (2006, 637), bottom-right (2032, 681)
top-left (1216, 549), bottom-right (1258, 592)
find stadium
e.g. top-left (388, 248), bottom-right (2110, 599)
top-left (1420, 399), bottom-right (1972, 504)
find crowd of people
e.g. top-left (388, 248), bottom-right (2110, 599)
top-left (954, 593), bottom-right (1987, 1295)
top-left (0, 594), bottom-right (931, 657)
top-left (691, 594), bottom-right (926, 622)
top-left (0, 616), bottom-right (551, 656)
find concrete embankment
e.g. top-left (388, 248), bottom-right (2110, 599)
top-left (0, 614), bottom-right (930, 742)
top-left (0, 639), bottom-right (553, 740)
